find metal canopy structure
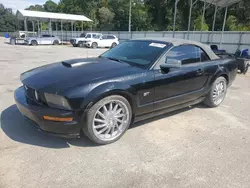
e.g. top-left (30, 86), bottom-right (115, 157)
top-left (16, 10), bottom-right (92, 22)
top-left (199, 0), bottom-right (241, 7)
top-left (173, 0), bottom-right (242, 47)
top-left (16, 10), bottom-right (92, 43)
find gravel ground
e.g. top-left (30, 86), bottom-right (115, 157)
top-left (0, 37), bottom-right (250, 188)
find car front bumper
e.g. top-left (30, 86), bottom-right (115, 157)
top-left (14, 87), bottom-right (82, 138)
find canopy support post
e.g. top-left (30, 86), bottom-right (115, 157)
top-left (173, 0), bottom-right (179, 38)
top-left (82, 21), bottom-right (83, 32)
top-left (61, 20), bottom-right (63, 45)
top-left (187, 0), bottom-right (198, 39)
top-left (56, 22), bottom-right (58, 36)
top-left (49, 19), bottom-right (52, 35)
top-left (37, 21), bottom-right (40, 35)
top-left (220, 6), bottom-right (228, 48)
top-left (211, 5), bottom-right (218, 44)
top-left (24, 17), bottom-right (27, 32)
top-left (71, 21), bottom-right (74, 38)
top-left (200, 0), bottom-right (206, 42)
top-left (187, 0), bottom-right (193, 39)
top-left (40, 22), bottom-right (43, 35)
top-left (32, 21), bottom-right (35, 36)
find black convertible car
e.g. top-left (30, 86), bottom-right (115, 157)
top-left (15, 38), bottom-right (238, 144)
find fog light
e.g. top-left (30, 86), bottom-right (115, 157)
top-left (43, 116), bottom-right (73, 122)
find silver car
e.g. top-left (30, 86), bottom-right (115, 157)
top-left (24, 35), bottom-right (61, 46)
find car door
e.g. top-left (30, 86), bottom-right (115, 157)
top-left (99, 35), bottom-right (108, 47)
top-left (40, 35), bottom-right (51, 45)
top-left (153, 45), bottom-right (210, 111)
top-left (106, 35), bottom-right (116, 47)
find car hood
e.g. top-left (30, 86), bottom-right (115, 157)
top-left (21, 58), bottom-right (142, 94)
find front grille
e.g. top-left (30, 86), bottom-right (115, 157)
top-left (24, 85), bottom-right (47, 105)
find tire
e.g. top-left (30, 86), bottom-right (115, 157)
top-left (92, 42), bottom-right (98, 49)
top-left (53, 40), bottom-right (59, 45)
top-left (73, 44), bottom-right (77, 47)
top-left (78, 42), bottom-right (84, 47)
top-left (203, 76), bottom-right (227, 107)
top-left (31, 40), bottom-right (38, 46)
top-left (83, 95), bottom-right (132, 145)
top-left (111, 42), bottom-right (117, 48)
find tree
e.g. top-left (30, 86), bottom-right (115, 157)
top-left (44, 0), bottom-right (58, 12)
top-left (194, 15), bottom-right (209, 31)
top-left (226, 15), bottom-right (250, 31)
top-left (97, 7), bottom-right (114, 30)
top-left (26, 5), bottom-right (44, 11)
top-left (130, 1), bottom-right (153, 31)
top-left (0, 4), bottom-right (16, 32)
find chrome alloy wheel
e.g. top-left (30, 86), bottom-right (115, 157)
top-left (92, 100), bottom-right (130, 141)
top-left (213, 80), bottom-right (227, 106)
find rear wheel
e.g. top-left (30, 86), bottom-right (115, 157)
top-left (204, 76), bottom-right (227, 107)
top-left (31, 40), bottom-right (38, 46)
top-left (53, 40), bottom-right (59, 45)
top-left (83, 95), bottom-right (132, 144)
top-left (92, 42), bottom-right (98, 49)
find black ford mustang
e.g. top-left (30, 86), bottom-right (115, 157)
top-left (15, 38), bottom-right (238, 144)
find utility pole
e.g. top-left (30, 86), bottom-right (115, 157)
top-left (129, 0), bottom-right (132, 32)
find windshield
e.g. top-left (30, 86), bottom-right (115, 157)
top-left (80, 33), bottom-right (86, 37)
top-left (93, 35), bottom-right (102, 39)
top-left (100, 40), bottom-right (170, 68)
top-left (85, 34), bottom-right (91, 38)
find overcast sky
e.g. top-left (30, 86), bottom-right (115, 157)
top-left (0, 0), bottom-right (60, 11)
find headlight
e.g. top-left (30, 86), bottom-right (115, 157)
top-left (44, 93), bottom-right (71, 110)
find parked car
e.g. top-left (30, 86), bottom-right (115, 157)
top-left (70, 33), bottom-right (102, 47)
top-left (83, 34), bottom-right (119, 48)
top-left (24, 35), bottom-right (61, 46)
top-left (15, 38), bottom-right (238, 144)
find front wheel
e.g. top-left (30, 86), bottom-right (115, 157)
top-left (92, 42), bottom-right (98, 49)
top-left (31, 40), bottom-right (38, 46)
top-left (83, 95), bottom-right (132, 144)
top-left (53, 40), bottom-right (59, 45)
top-left (204, 76), bottom-right (227, 107)
top-left (78, 42), bottom-right (84, 47)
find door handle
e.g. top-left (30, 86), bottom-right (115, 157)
top-left (196, 69), bottom-right (204, 75)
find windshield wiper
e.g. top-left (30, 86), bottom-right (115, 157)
top-left (105, 57), bottom-right (124, 63)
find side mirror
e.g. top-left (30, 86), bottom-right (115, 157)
top-left (160, 59), bottom-right (182, 71)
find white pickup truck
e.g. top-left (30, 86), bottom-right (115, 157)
top-left (70, 33), bottom-right (101, 47)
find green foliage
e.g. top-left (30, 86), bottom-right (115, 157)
top-left (44, 0), bottom-right (58, 12)
top-left (226, 15), bottom-right (250, 31)
top-left (26, 5), bottom-right (44, 11)
top-left (0, 4), bottom-right (16, 32)
top-left (194, 15), bottom-right (209, 31)
top-left (97, 7), bottom-right (115, 30)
